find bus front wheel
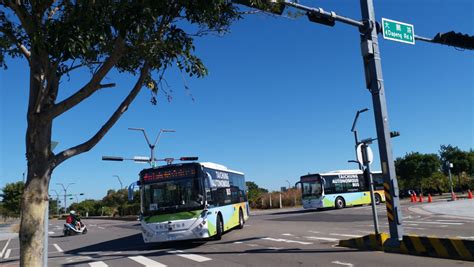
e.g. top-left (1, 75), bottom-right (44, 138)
top-left (215, 215), bottom-right (223, 240)
top-left (375, 193), bottom-right (381, 205)
top-left (335, 197), bottom-right (345, 209)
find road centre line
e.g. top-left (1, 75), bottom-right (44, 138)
top-left (168, 250), bottom-right (212, 262)
top-left (129, 256), bottom-right (167, 267)
top-left (282, 233), bottom-right (294, 236)
top-left (308, 230), bottom-right (320, 234)
top-left (4, 249), bottom-right (11, 259)
top-left (305, 236), bottom-right (339, 242)
top-left (0, 238), bottom-right (11, 258)
top-left (98, 226), bottom-right (105, 229)
top-left (404, 220), bottom-right (463, 225)
top-left (262, 237), bottom-right (313, 245)
top-left (53, 243), bottom-right (63, 252)
top-left (329, 233), bottom-right (361, 238)
top-left (332, 260), bottom-right (354, 267)
top-left (89, 261), bottom-right (108, 267)
top-left (456, 236), bottom-right (474, 240)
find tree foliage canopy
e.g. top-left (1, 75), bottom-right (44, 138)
top-left (0, 181), bottom-right (25, 217)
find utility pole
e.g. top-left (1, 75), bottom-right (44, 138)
top-left (359, 0), bottom-right (403, 244)
top-left (56, 183), bottom-right (75, 213)
top-left (128, 128), bottom-right (175, 167)
top-left (113, 175), bottom-right (124, 189)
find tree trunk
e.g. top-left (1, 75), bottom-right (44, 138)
top-left (20, 52), bottom-right (54, 266)
top-left (19, 178), bottom-right (49, 267)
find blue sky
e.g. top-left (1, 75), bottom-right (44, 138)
top-left (1, 0), bottom-right (473, 202)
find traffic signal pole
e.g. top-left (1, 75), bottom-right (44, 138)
top-left (359, 0), bottom-right (404, 244)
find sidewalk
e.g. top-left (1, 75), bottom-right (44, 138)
top-left (409, 199), bottom-right (474, 220)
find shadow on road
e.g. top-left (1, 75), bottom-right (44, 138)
top-left (66, 233), bottom-right (207, 254)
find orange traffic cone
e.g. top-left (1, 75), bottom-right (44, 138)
top-left (451, 191), bottom-right (457, 201)
top-left (428, 194), bottom-right (432, 203)
top-left (467, 189), bottom-right (473, 199)
top-left (418, 194), bottom-right (424, 202)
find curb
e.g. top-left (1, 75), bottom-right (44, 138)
top-left (339, 233), bottom-right (474, 262)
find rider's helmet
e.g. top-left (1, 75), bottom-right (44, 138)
top-left (70, 210), bottom-right (76, 215)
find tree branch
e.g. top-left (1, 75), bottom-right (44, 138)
top-left (53, 63), bottom-right (150, 167)
top-left (46, 37), bottom-right (126, 119)
top-left (0, 28), bottom-right (31, 62)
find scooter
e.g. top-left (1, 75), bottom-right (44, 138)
top-left (63, 221), bottom-right (87, 236)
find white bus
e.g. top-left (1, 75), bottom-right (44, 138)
top-left (299, 169), bottom-right (385, 209)
top-left (136, 162), bottom-right (249, 243)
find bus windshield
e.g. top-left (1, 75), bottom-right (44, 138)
top-left (302, 181), bottom-right (322, 197)
top-left (143, 177), bottom-right (203, 215)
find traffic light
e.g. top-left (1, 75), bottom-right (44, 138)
top-left (307, 10), bottom-right (335, 27)
top-left (233, 0), bottom-right (285, 15)
top-left (432, 31), bottom-right (474, 50)
top-left (390, 131), bottom-right (400, 138)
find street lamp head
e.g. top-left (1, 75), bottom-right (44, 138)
top-left (161, 129), bottom-right (176, 133)
top-left (128, 127), bottom-right (145, 132)
top-left (359, 108), bottom-right (369, 113)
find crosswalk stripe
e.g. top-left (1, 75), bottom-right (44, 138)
top-left (168, 250), bottom-right (212, 262)
top-left (0, 238), bottom-right (11, 258)
top-left (89, 261), bottom-right (108, 267)
top-left (129, 256), bottom-right (167, 267)
top-left (4, 249), bottom-right (11, 259)
top-left (53, 243), bottom-right (63, 252)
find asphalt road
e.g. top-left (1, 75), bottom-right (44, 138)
top-left (1, 199), bottom-right (473, 266)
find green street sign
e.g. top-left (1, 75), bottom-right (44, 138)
top-left (382, 18), bottom-right (415, 45)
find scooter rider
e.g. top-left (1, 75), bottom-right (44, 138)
top-left (66, 210), bottom-right (81, 230)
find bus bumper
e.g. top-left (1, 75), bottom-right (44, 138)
top-left (141, 219), bottom-right (210, 243)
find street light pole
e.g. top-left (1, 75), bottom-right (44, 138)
top-left (128, 128), bottom-right (176, 167)
top-left (56, 182), bottom-right (75, 213)
top-left (351, 108), bottom-right (369, 171)
top-left (51, 190), bottom-right (60, 217)
top-left (113, 175), bottom-right (123, 189)
top-left (359, 0), bottom-right (404, 244)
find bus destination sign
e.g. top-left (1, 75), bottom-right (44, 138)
top-left (142, 166), bottom-right (196, 182)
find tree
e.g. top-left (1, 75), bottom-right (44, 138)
top-left (439, 145), bottom-right (470, 190)
top-left (395, 152), bottom-right (440, 192)
top-left (246, 181), bottom-right (268, 208)
top-left (0, 181), bottom-right (25, 217)
top-left (1, 2), bottom-right (241, 265)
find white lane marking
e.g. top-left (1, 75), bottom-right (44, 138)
top-left (404, 227), bottom-right (426, 230)
top-left (48, 231), bottom-right (55, 234)
top-left (308, 230), bottom-right (320, 234)
top-left (356, 230), bottom-right (373, 234)
top-left (456, 236), bottom-right (474, 240)
top-left (0, 238), bottom-right (11, 258)
top-left (435, 220), bottom-right (468, 223)
top-left (405, 224), bottom-right (419, 226)
top-left (129, 256), bottom-right (167, 267)
top-left (262, 237), bottom-right (313, 245)
top-left (53, 243), bottom-right (63, 252)
top-left (89, 224), bottom-right (97, 226)
top-left (329, 233), bottom-right (361, 238)
top-left (305, 236), bottom-right (339, 242)
top-left (267, 247), bottom-right (283, 250)
top-left (247, 244), bottom-right (259, 247)
top-left (282, 233), bottom-right (294, 236)
top-left (168, 250), bottom-right (212, 262)
top-left (98, 226), bottom-right (105, 229)
top-left (233, 241), bottom-right (244, 244)
top-left (404, 220), bottom-right (462, 225)
top-left (89, 261), bottom-right (108, 267)
top-left (332, 260), bottom-right (353, 266)
top-left (4, 249), bottom-right (11, 259)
